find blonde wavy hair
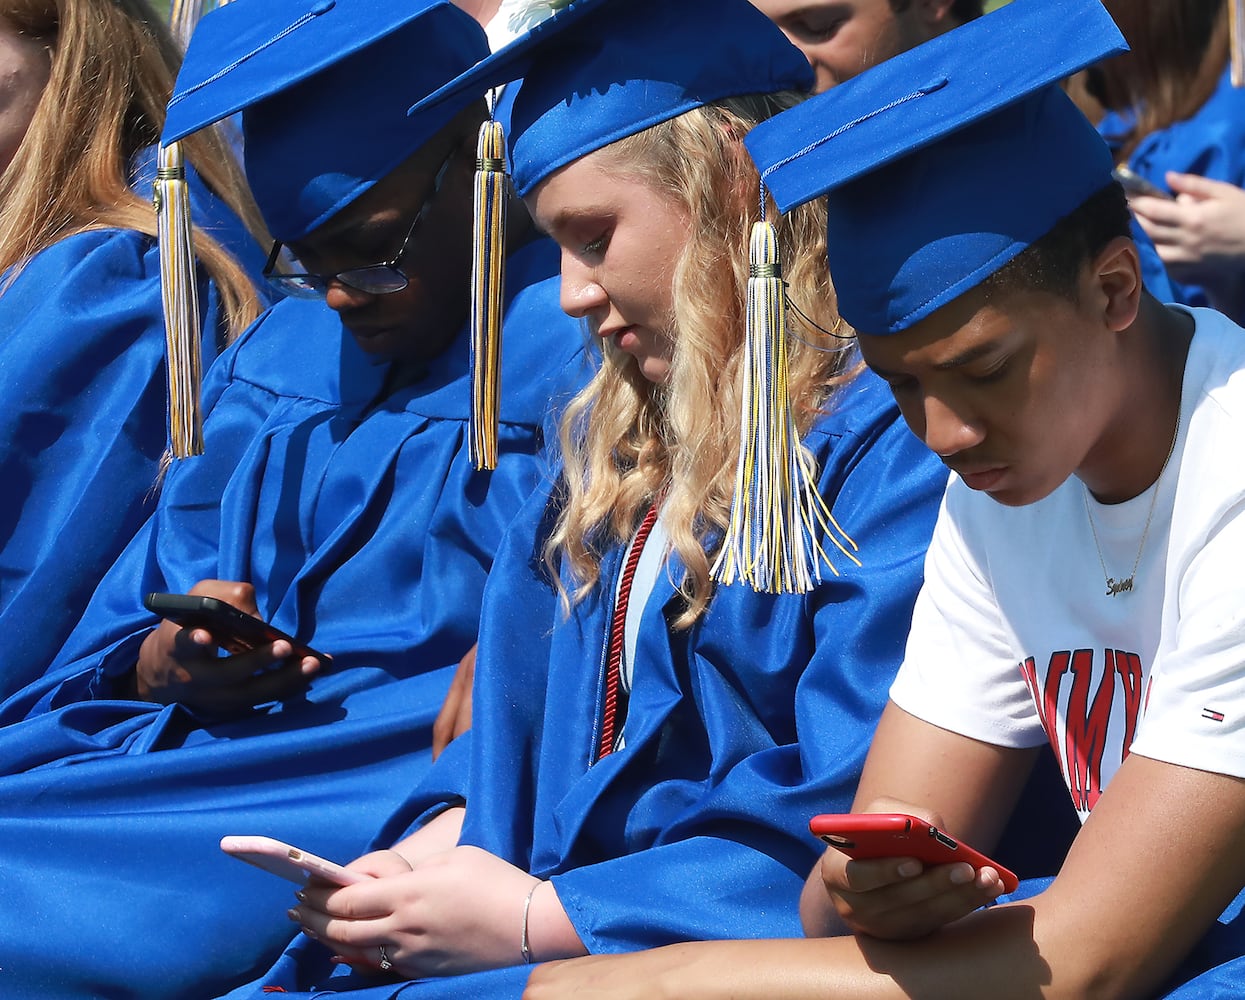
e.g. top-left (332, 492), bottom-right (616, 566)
top-left (0, 0), bottom-right (264, 337)
top-left (545, 92), bottom-right (858, 628)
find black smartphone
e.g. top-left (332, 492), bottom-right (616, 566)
top-left (142, 592), bottom-right (330, 663)
top-left (1113, 165), bottom-right (1172, 200)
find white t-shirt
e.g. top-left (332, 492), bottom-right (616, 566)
top-left (890, 307), bottom-right (1245, 822)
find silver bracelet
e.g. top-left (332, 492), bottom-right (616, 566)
top-left (521, 881), bottom-right (539, 964)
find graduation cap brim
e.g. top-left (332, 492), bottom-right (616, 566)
top-left (745, 0), bottom-right (1128, 214)
top-left (165, 0), bottom-right (466, 144)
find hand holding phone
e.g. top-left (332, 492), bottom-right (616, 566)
top-left (220, 835), bottom-right (370, 887)
top-left (143, 592), bottom-right (330, 663)
top-left (809, 812), bottom-right (1018, 893)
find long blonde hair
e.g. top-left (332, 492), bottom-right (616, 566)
top-left (545, 93), bottom-right (857, 627)
top-left (0, 0), bottom-right (264, 337)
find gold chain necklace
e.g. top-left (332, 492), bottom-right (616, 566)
top-left (1082, 410), bottom-right (1181, 598)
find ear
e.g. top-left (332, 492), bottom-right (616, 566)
top-left (1088, 235), bottom-right (1143, 332)
top-left (914, 0), bottom-right (963, 33)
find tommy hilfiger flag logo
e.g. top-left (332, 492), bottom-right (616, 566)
top-left (1202, 708), bottom-right (1226, 723)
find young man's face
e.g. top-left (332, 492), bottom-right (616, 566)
top-left (749, 0), bottom-right (943, 91)
top-left (285, 125), bottom-right (477, 367)
top-left (856, 279), bottom-right (1126, 508)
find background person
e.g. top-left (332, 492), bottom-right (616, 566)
top-left (0, 0), bottom-right (268, 698)
top-left (748, 0), bottom-right (981, 93)
top-left (1130, 171), bottom-right (1245, 315)
top-left (1089, 0), bottom-right (1245, 321)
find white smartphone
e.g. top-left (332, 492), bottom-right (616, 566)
top-left (220, 835), bottom-right (371, 887)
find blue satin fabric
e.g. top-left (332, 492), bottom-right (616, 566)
top-left (220, 367), bottom-right (952, 998)
top-left (1101, 65), bottom-right (1245, 320)
top-left (0, 146), bottom-right (270, 700)
top-left (0, 239), bottom-right (589, 999)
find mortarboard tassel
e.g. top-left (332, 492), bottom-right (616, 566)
top-left (1232, 0), bottom-right (1245, 87)
top-left (469, 117), bottom-right (508, 471)
top-left (712, 215), bottom-right (859, 593)
top-left (154, 142), bottom-right (204, 458)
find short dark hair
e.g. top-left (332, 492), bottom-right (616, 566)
top-left (980, 182), bottom-right (1134, 302)
top-left (887, 0), bottom-right (985, 26)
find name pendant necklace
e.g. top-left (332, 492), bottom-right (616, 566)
top-left (1082, 409), bottom-right (1181, 598)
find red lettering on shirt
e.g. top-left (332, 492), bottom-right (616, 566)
top-left (1017, 647), bottom-right (1145, 815)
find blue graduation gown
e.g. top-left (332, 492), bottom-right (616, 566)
top-left (0, 147), bottom-right (270, 700)
top-left (1101, 65), bottom-right (1245, 320)
top-left (220, 365), bottom-right (952, 999)
top-left (0, 239), bottom-right (588, 999)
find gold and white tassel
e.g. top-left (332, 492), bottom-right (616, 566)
top-left (154, 142), bottom-right (204, 458)
top-left (712, 217), bottom-right (859, 592)
top-left (1232, 0), bottom-right (1245, 87)
top-left (469, 118), bottom-right (508, 471)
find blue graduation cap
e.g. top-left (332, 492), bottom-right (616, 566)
top-left (744, 0), bottom-right (1129, 336)
top-left (163, 0), bottom-right (491, 242)
top-left (409, 0), bottom-right (814, 197)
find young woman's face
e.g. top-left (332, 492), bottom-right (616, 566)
top-left (527, 148), bottom-right (689, 384)
top-left (0, 17), bottom-right (51, 176)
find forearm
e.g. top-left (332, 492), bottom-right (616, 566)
top-left (596, 902), bottom-right (1095, 1000)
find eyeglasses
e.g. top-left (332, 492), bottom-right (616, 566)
top-left (262, 151), bottom-right (455, 299)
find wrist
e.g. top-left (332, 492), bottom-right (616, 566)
top-left (382, 847), bottom-right (416, 871)
top-left (520, 880), bottom-right (538, 964)
top-left (524, 878), bottom-right (587, 964)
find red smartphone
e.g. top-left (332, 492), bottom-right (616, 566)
top-left (143, 592), bottom-right (330, 663)
top-left (219, 835), bottom-right (370, 887)
top-left (808, 813), bottom-right (1019, 893)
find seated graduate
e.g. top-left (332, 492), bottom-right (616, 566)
top-left (522, 1), bottom-right (1245, 997)
top-left (216, 1), bottom-right (951, 997)
top-left (0, 0), bottom-right (268, 698)
top-left (1092, 0), bottom-right (1245, 322)
top-left (0, 1), bottom-right (587, 997)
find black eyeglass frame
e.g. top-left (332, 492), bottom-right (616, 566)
top-left (261, 150), bottom-right (456, 299)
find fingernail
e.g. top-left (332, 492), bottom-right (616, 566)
top-left (295, 890), bottom-right (306, 902)
top-left (949, 864), bottom-right (974, 885)
top-left (286, 908), bottom-right (299, 921)
top-left (897, 860), bottom-right (921, 878)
